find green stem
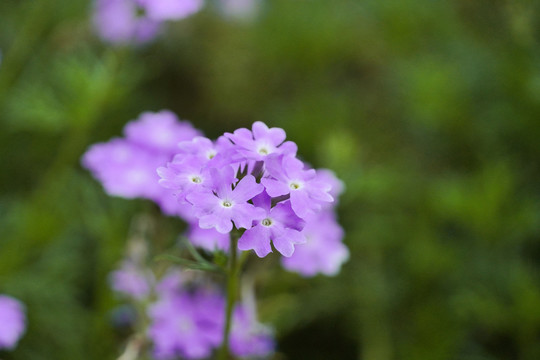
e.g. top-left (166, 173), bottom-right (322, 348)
top-left (218, 234), bottom-right (240, 360)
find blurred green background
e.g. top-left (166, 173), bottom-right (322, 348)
top-left (2, 0), bottom-right (540, 359)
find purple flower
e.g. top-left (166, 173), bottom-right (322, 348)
top-left (93, 0), bottom-right (161, 44)
top-left (238, 192), bottom-right (305, 257)
top-left (157, 157), bottom-right (212, 201)
top-left (148, 291), bottom-right (223, 359)
top-left (187, 224), bottom-right (230, 252)
top-left (81, 110), bottom-right (201, 218)
top-left (225, 121), bottom-right (297, 162)
top-left (230, 305), bottom-right (274, 358)
top-left (82, 139), bottom-right (168, 199)
top-left (124, 110), bottom-right (202, 154)
top-left (282, 211), bottom-right (348, 277)
top-left (0, 295), bottom-right (26, 350)
top-left (110, 262), bottom-right (152, 300)
top-left (262, 155), bottom-right (334, 219)
top-left (186, 167), bottom-right (265, 234)
top-left (176, 136), bottom-right (235, 164)
top-left (315, 169), bottom-right (344, 205)
top-left (137, 0), bottom-right (203, 21)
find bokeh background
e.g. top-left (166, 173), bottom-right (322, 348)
top-left (2, 0), bottom-right (540, 359)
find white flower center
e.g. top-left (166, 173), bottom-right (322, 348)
top-left (190, 176), bottom-right (202, 184)
top-left (289, 181), bottom-right (302, 190)
top-left (221, 200), bottom-right (233, 208)
top-left (206, 150), bottom-right (216, 159)
top-left (261, 218), bottom-right (273, 227)
top-left (258, 147), bottom-right (269, 155)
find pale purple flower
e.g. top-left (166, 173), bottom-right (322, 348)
top-left (124, 110), bottom-right (202, 154)
top-left (0, 295), bottom-right (26, 350)
top-left (82, 139), bottom-right (168, 199)
top-left (137, 0), bottom-right (204, 21)
top-left (316, 169), bottom-right (344, 204)
top-left (157, 136), bottom-right (239, 200)
top-left (157, 157), bottom-right (212, 200)
top-left (187, 224), bottom-right (230, 252)
top-left (238, 192), bottom-right (305, 257)
top-left (282, 211), bottom-right (348, 276)
top-left (148, 291), bottom-right (223, 359)
top-left (81, 110), bottom-right (201, 217)
top-left (176, 136), bottom-right (235, 164)
top-left (110, 262), bottom-right (153, 300)
top-left (93, 0), bottom-right (161, 44)
top-left (225, 121), bottom-right (297, 162)
top-left (186, 167), bottom-right (265, 233)
top-left (262, 155), bottom-right (334, 219)
top-left (230, 305), bottom-right (274, 358)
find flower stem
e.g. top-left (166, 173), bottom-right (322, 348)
top-left (218, 234), bottom-right (240, 360)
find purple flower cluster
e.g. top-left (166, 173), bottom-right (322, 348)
top-left (148, 286), bottom-right (273, 360)
top-left (83, 113), bottom-right (348, 274)
top-left (93, 0), bottom-right (203, 44)
top-left (0, 295), bottom-right (26, 350)
top-left (82, 110), bottom-right (200, 217)
top-left (158, 121), bottom-right (345, 264)
top-left (108, 262), bottom-right (273, 359)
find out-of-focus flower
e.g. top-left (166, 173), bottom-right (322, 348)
top-left (0, 295), bottom-right (26, 350)
top-left (93, 0), bottom-right (161, 44)
top-left (282, 210), bottom-right (348, 276)
top-left (186, 224), bottom-right (231, 252)
top-left (137, 0), bottom-right (204, 21)
top-left (147, 284), bottom-right (274, 359)
top-left (82, 110), bottom-right (200, 217)
top-left (110, 261), bottom-right (153, 300)
top-left (93, 0), bottom-right (203, 44)
top-left (148, 290), bottom-right (224, 359)
top-left (230, 305), bottom-right (274, 358)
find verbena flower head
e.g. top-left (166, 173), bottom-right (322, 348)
top-left (0, 295), bottom-right (26, 350)
top-left (159, 121), bottom-right (342, 259)
top-left (84, 116), bottom-right (346, 267)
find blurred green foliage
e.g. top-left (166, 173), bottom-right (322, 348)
top-left (1, 0), bottom-right (540, 359)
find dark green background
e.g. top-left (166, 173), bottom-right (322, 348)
top-left (1, 0), bottom-right (540, 359)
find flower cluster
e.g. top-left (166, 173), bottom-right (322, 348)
top-left (93, 0), bottom-right (203, 44)
top-left (0, 295), bottom-right (26, 350)
top-left (110, 263), bottom-right (274, 359)
top-left (83, 111), bottom-right (348, 275)
top-left (82, 110), bottom-right (200, 217)
top-left (158, 120), bottom-right (345, 264)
